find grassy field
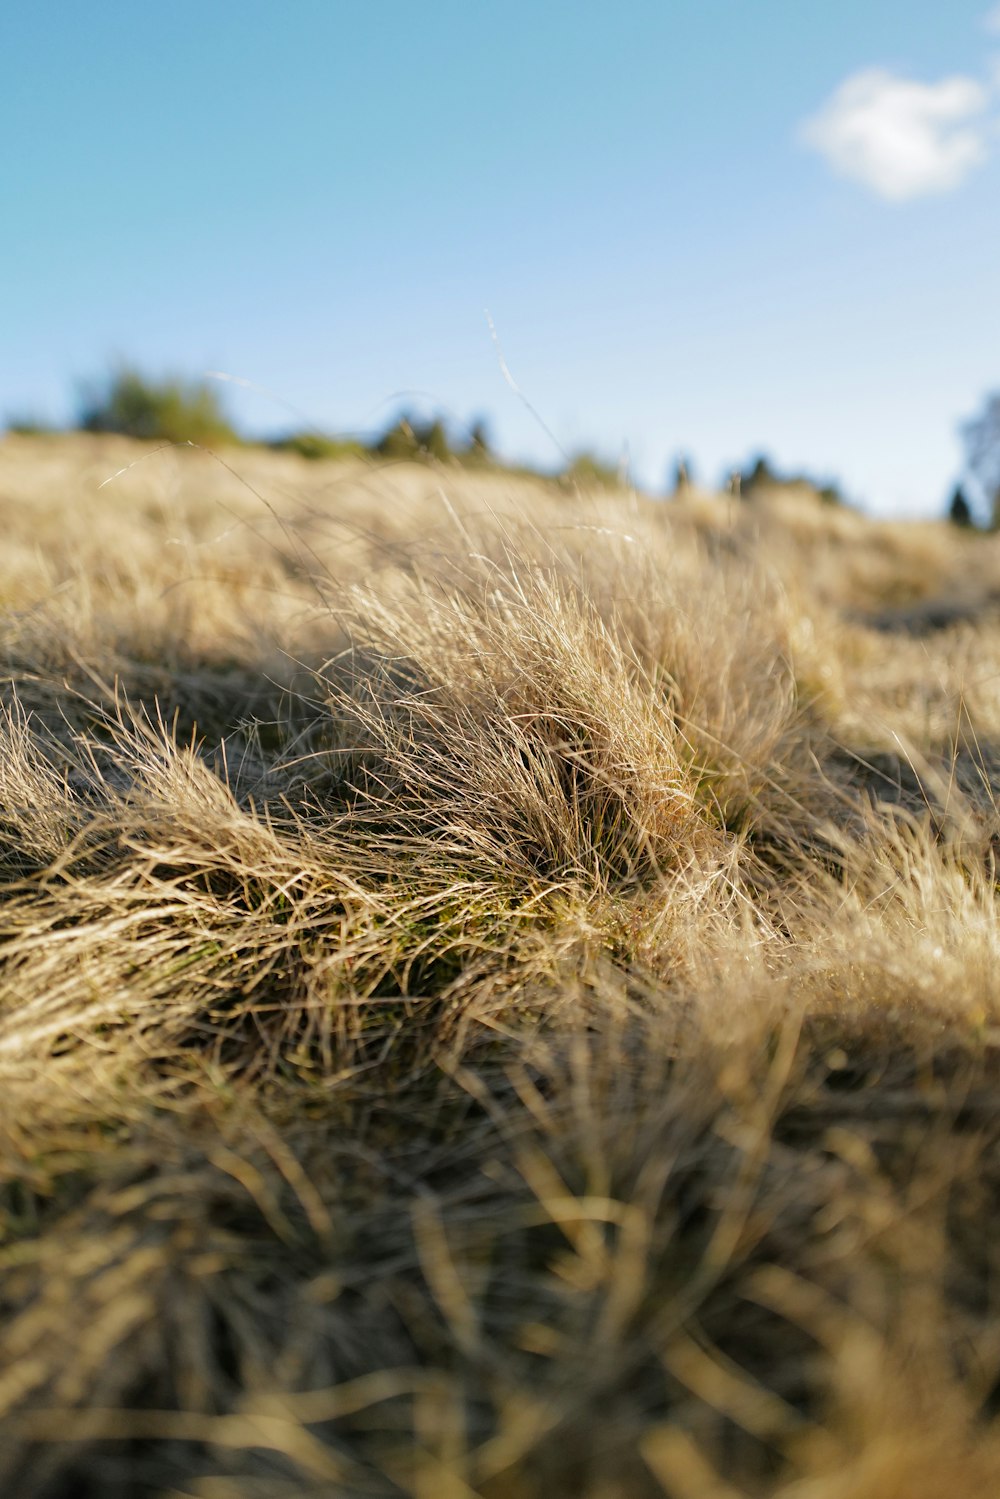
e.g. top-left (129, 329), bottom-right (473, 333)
top-left (2, 432), bottom-right (1000, 1497)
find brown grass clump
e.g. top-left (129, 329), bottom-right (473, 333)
top-left (1, 433), bottom-right (1000, 1495)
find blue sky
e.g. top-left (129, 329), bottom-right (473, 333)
top-left (5, 1), bottom-right (1000, 515)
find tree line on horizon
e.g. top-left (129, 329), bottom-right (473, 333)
top-left (3, 364), bottom-right (626, 489)
top-left (0, 366), bottom-right (844, 502)
top-left (7, 365), bottom-right (1000, 525)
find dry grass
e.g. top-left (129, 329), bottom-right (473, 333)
top-left (2, 432), bottom-right (1000, 1496)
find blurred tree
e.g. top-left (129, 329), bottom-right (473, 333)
top-left (744, 455), bottom-right (776, 493)
top-left (671, 454), bottom-right (693, 493)
top-left (563, 451), bottom-right (621, 489)
top-left (78, 365), bottom-right (238, 445)
top-left (741, 453), bottom-right (843, 505)
top-left (948, 484), bottom-right (974, 528)
top-left (268, 431), bottom-right (365, 461)
top-left (5, 414), bottom-right (55, 436)
top-left (960, 392), bottom-right (1000, 528)
top-left (375, 413), bottom-right (454, 463)
top-left (417, 418), bottom-right (450, 462)
top-left (466, 417), bottom-right (492, 460)
top-left (375, 414), bottom-right (418, 459)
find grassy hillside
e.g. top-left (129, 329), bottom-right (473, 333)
top-left (2, 433), bottom-right (1000, 1497)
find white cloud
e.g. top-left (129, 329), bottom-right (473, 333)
top-left (800, 68), bottom-right (990, 201)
